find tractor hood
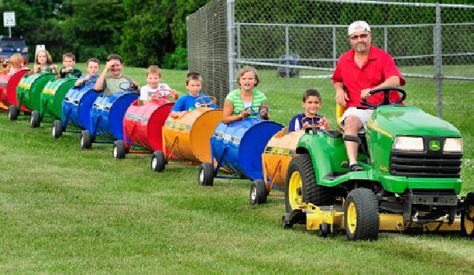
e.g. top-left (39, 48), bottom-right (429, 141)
top-left (369, 106), bottom-right (461, 138)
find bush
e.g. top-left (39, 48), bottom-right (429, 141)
top-left (162, 47), bottom-right (188, 69)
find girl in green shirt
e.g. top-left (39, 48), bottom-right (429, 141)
top-left (223, 66), bottom-right (269, 124)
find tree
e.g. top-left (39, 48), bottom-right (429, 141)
top-left (62, 0), bottom-right (126, 61)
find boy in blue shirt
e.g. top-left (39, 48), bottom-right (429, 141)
top-left (74, 58), bottom-right (100, 87)
top-left (170, 72), bottom-right (217, 118)
top-left (288, 89), bottom-right (329, 132)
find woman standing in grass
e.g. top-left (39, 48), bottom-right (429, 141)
top-left (222, 66), bottom-right (269, 124)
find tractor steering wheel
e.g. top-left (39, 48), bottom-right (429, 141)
top-left (302, 115), bottom-right (326, 134)
top-left (195, 95), bottom-right (217, 108)
top-left (360, 86), bottom-right (406, 109)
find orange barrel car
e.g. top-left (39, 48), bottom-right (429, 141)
top-left (249, 128), bottom-right (305, 204)
top-left (150, 97), bottom-right (222, 172)
top-left (250, 116), bottom-right (329, 205)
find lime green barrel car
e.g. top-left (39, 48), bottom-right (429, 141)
top-left (30, 77), bottom-right (76, 128)
top-left (11, 72), bottom-right (56, 123)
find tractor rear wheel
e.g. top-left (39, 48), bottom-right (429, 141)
top-left (250, 179), bottom-right (268, 205)
top-left (113, 140), bottom-right (126, 159)
top-left (30, 110), bottom-right (41, 128)
top-left (151, 150), bottom-right (166, 172)
top-left (461, 192), bottom-right (474, 237)
top-left (344, 188), bottom-right (379, 241)
top-left (52, 120), bottom-right (63, 139)
top-left (7, 105), bottom-right (18, 121)
top-left (284, 154), bottom-right (334, 213)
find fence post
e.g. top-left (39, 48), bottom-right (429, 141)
top-left (227, 0), bottom-right (235, 93)
top-left (236, 23), bottom-right (241, 62)
top-left (332, 26), bottom-right (337, 68)
top-left (434, 3), bottom-right (443, 118)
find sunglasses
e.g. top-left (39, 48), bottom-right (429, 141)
top-left (350, 33), bottom-right (369, 40)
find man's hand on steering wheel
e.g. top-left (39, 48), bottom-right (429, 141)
top-left (360, 86), bottom-right (406, 109)
top-left (360, 88), bottom-right (372, 99)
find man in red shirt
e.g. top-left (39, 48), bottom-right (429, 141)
top-left (332, 21), bottom-right (405, 172)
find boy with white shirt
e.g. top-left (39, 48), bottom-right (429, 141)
top-left (139, 65), bottom-right (178, 105)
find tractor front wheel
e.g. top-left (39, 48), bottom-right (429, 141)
top-left (284, 154), bottom-right (334, 213)
top-left (344, 188), bottom-right (379, 241)
top-left (461, 192), bottom-right (474, 237)
top-left (250, 179), bottom-right (268, 205)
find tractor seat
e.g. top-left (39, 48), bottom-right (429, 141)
top-left (335, 104), bottom-right (369, 160)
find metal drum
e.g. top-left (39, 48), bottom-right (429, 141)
top-left (16, 72), bottom-right (56, 112)
top-left (150, 107), bottom-right (223, 171)
top-left (115, 98), bottom-right (174, 157)
top-left (261, 128), bottom-right (305, 191)
top-left (40, 78), bottom-right (76, 120)
top-left (6, 69), bottom-right (30, 109)
top-left (80, 91), bottom-right (139, 149)
top-left (164, 108), bottom-right (223, 162)
top-left (62, 84), bottom-right (100, 130)
top-left (208, 118), bottom-right (283, 181)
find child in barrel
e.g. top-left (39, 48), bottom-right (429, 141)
top-left (288, 89), bottom-right (329, 132)
top-left (94, 53), bottom-right (139, 96)
top-left (170, 72), bottom-right (217, 118)
top-left (74, 58), bottom-right (100, 87)
top-left (138, 65), bottom-right (178, 105)
top-left (32, 49), bottom-right (58, 74)
top-left (59, 53), bottom-right (82, 79)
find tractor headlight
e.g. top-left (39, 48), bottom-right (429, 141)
top-left (444, 138), bottom-right (463, 153)
top-left (393, 136), bottom-right (424, 152)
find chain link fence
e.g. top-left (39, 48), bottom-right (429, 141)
top-left (188, 0), bottom-right (474, 125)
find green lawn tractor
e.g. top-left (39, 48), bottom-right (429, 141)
top-left (282, 87), bottom-right (473, 241)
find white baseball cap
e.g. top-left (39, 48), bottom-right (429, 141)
top-left (348, 21), bottom-right (371, 36)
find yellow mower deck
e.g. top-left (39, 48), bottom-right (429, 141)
top-left (287, 202), bottom-right (469, 235)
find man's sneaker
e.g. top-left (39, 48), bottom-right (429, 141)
top-left (349, 163), bottom-right (364, 172)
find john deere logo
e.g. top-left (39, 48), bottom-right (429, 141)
top-left (429, 140), bottom-right (441, 151)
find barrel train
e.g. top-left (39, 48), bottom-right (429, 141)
top-left (1, 69), bottom-right (473, 241)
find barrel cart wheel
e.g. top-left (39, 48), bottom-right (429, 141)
top-left (344, 188), bottom-right (379, 241)
top-left (113, 140), bottom-right (126, 159)
top-left (80, 130), bottom-right (92, 150)
top-left (52, 119), bottom-right (63, 139)
top-left (461, 192), bottom-right (474, 238)
top-left (249, 179), bottom-right (268, 205)
top-left (198, 162), bottom-right (214, 186)
top-left (151, 150), bottom-right (166, 172)
top-left (30, 110), bottom-right (41, 128)
top-left (7, 105), bottom-right (18, 121)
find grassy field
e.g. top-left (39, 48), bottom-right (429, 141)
top-left (0, 65), bottom-right (473, 273)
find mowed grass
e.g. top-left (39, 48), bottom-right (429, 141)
top-left (0, 65), bottom-right (473, 272)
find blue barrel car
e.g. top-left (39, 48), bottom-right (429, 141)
top-left (198, 117), bottom-right (283, 186)
top-left (52, 84), bottom-right (101, 139)
top-left (80, 91), bottom-right (139, 149)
